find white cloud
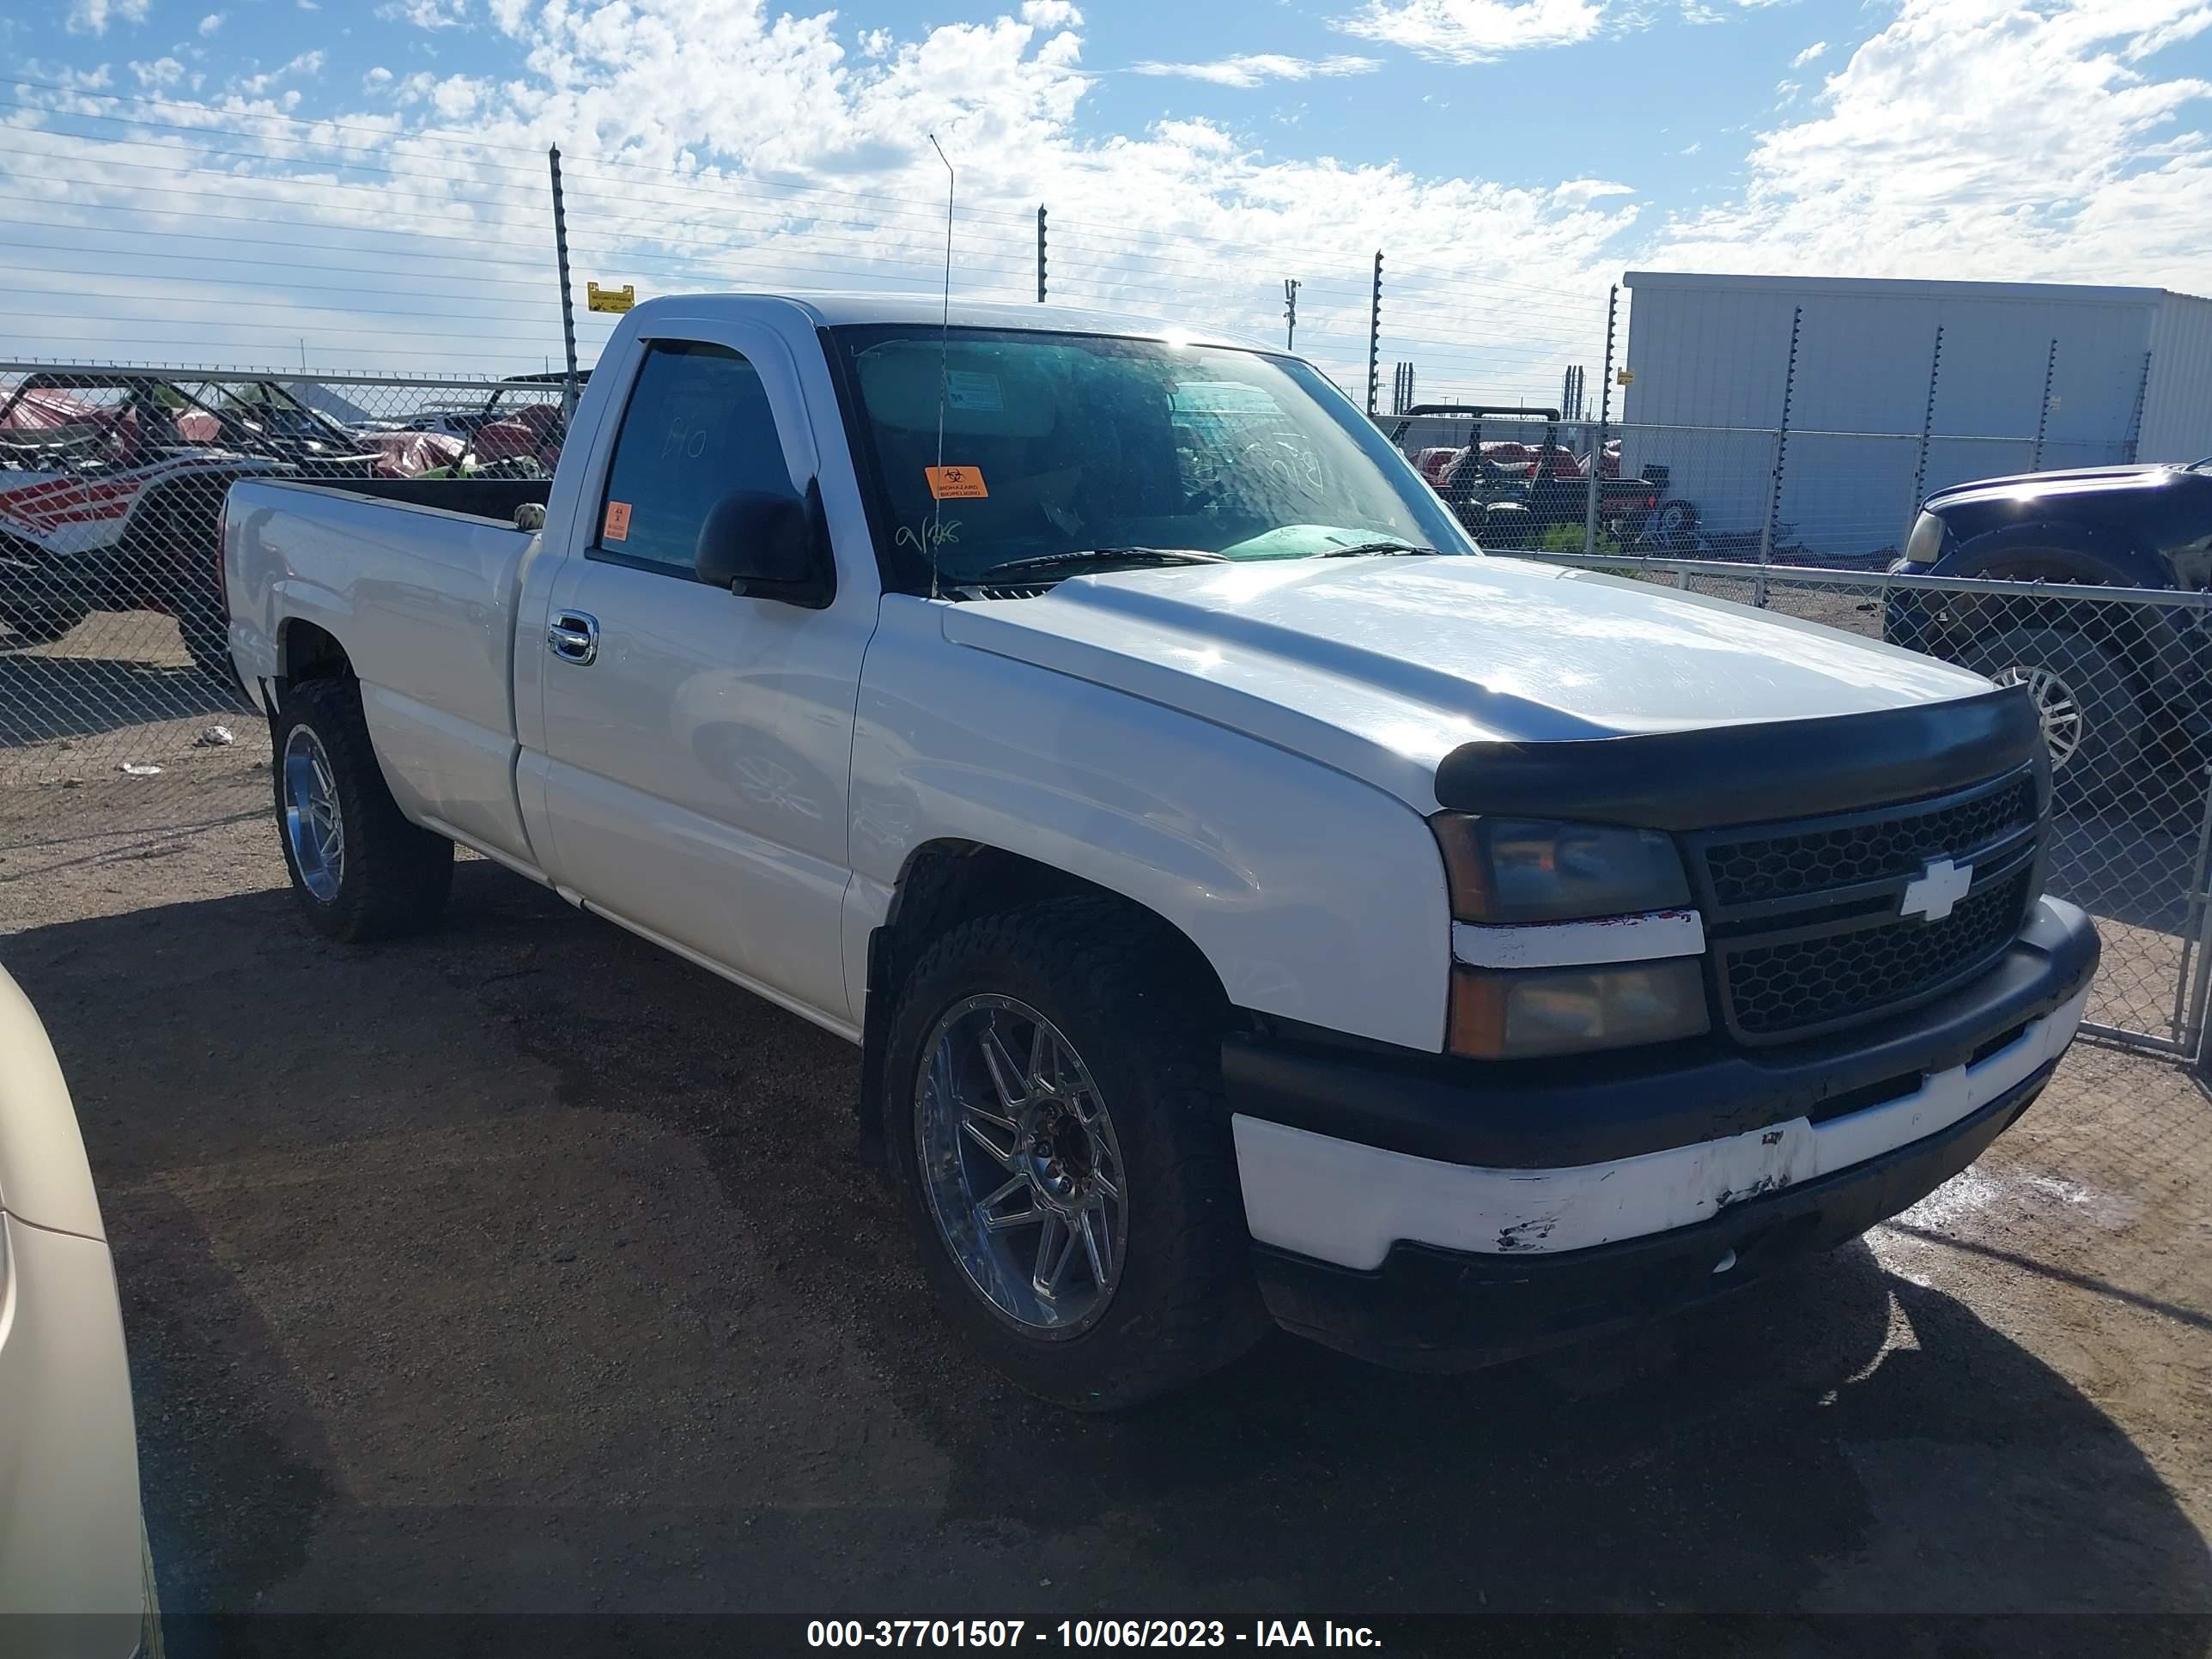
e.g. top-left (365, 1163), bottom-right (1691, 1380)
top-left (430, 73), bottom-right (486, 115)
top-left (1334, 0), bottom-right (1605, 61)
top-left (2127, 5), bottom-right (2212, 58)
top-left (1790, 40), bottom-right (1826, 66)
top-left (1684, 0), bottom-right (1789, 19)
top-left (487, 0), bottom-right (532, 28)
top-left (376, 0), bottom-right (467, 27)
top-left (1647, 0), bottom-right (2212, 292)
top-left (130, 57), bottom-right (185, 89)
top-left (1130, 53), bottom-right (1381, 88)
top-left (15, 0), bottom-right (2212, 392)
top-left (199, 12), bottom-right (226, 35)
top-left (65, 0), bottom-right (149, 35)
top-left (237, 50), bottom-right (327, 94)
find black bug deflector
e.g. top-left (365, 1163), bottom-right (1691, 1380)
top-left (1431, 686), bottom-right (2043, 832)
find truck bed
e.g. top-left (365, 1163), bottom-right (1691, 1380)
top-left (224, 477), bottom-right (546, 866)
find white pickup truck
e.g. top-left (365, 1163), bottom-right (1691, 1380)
top-left (222, 294), bottom-right (2099, 1407)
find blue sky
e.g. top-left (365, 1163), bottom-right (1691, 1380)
top-left (4, 0), bottom-right (2210, 384)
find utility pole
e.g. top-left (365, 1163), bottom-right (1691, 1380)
top-left (1365, 252), bottom-right (1382, 417)
top-left (2031, 338), bottom-right (2058, 471)
top-left (1036, 206), bottom-right (1048, 303)
top-left (1584, 287), bottom-right (1617, 558)
top-left (1284, 279), bottom-right (1300, 352)
top-left (1910, 323), bottom-right (1945, 514)
top-left (549, 145), bottom-right (580, 422)
top-left (1757, 304), bottom-right (1803, 605)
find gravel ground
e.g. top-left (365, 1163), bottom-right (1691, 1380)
top-left (1, 755), bottom-right (2208, 1652)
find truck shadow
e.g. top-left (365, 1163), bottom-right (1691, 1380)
top-left (4, 858), bottom-right (2205, 1632)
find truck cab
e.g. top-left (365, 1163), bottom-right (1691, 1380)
top-left (222, 294), bottom-right (2100, 1407)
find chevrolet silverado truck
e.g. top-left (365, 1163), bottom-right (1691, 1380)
top-left (222, 295), bottom-right (2100, 1409)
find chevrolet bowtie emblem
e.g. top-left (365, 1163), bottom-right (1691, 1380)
top-left (1900, 857), bottom-right (1972, 921)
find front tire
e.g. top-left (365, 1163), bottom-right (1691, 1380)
top-left (1964, 625), bottom-right (2141, 810)
top-left (883, 898), bottom-right (1267, 1410)
top-left (271, 677), bottom-right (453, 941)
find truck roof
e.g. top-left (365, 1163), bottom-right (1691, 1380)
top-left (628, 289), bottom-right (1276, 354)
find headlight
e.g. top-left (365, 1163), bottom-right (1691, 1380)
top-left (1901, 510), bottom-right (1944, 567)
top-left (1449, 959), bottom-right (1710, 1059)
top-left (1431, 815), bottom-right (1690, 924)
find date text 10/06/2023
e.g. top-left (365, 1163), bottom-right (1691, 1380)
top-left (805, 1621), bottom-right (1382, 1649)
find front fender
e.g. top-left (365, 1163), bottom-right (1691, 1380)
top-left (1940, 522), bottom-right (2203, 696)
top-left (848, 599), bottom-right (1454, 1053)
top-left (1937, 519), bottom-right (2170, 589)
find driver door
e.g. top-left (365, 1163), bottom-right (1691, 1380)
top-left (532, 320), bottom-right (872, 1029)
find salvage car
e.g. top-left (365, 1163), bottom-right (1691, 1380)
top-left (0, 963), bottom-right (161, 1657)
top-left (0, 373), bottom-right (381, 684)
top-left (219, 295), bottom-right (2100, 1407)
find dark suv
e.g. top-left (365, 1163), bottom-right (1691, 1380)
top-left (1884, 459), bottom-right (2212, 804)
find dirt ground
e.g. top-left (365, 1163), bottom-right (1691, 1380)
top-left (3, 727), bottom-right (2211, 1652)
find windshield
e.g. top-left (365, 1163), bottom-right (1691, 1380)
top-left (830, 325), bottom-right (1474, 591)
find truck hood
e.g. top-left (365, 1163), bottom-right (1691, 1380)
top-left (941, 554), bottom-right (1993, 811)
top-left (1925, 463), bottom-right (2192, 509)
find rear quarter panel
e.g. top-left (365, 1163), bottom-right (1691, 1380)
top-left (226, 479), bottom-right (540, 864)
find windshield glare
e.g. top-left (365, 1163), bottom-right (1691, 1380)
top-left (835, 326), bottom-right (1474, 589)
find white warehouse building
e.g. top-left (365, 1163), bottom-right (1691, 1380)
top-left (1617, 271), bottom-right (2212, 561)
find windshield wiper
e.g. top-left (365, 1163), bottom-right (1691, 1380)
top-left (1317, 540), bottom-right (1443, 557)
top-left (970, 547), bottom-right (1230, 581)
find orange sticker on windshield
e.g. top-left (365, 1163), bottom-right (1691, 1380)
top-left (926, 465), bottom-right (988, 500)
top-left (603, 500), bottom-right (633, 542)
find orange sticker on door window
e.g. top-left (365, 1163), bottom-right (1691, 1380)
top-left (925, 465), bottom-right (988, 500)
top-left (603, 500), bottom-right (633, 542)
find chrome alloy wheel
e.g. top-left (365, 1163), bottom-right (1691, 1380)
top-left (282, 724), bottom-right (345, 901)
top-left (1991, 663), bottom-right (2085, 769)
top-left (915, 994), bottom-right (1127, 1336)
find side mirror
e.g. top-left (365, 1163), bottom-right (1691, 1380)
top-left (694, 478), bottom-right (836, 609)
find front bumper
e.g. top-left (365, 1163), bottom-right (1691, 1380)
top-left (1227, 896), bottom-right (2099, 1371)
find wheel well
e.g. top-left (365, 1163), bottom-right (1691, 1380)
top-left (279, 620), bottom-right (352, 689)
top-left (854, 840), bottom-right (1231, 1152)
top-left (1929, 551), bottom-right (2179, 687)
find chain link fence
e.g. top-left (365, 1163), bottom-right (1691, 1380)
top-left (0, 364), bottom-right (569, 826)
top-left (1384, 410), bottom-right (2140, 567)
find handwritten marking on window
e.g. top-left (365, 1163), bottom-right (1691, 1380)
top-left (896, 520), bottom-right (962, 555)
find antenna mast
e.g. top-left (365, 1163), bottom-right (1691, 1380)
top-left (928, 133), bottom-right (954, 603)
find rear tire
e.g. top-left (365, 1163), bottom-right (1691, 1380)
top-left (271, 676), bottom-right (453, 941)
top-left (1964, 625), bottom-right (2142, 811)
top-left (175, 585), bottom-right (243, 698)
top-left (882, 897), bottom-right (1267, 1411)
top-left (1650, 498), bottom-right (1700, 550)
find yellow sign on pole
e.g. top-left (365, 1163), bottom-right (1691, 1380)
top-left (586, 282), bottom-right (636, 313)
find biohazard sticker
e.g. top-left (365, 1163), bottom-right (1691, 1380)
top-left (604, 500), bottom-right (633, 541)
top-left (925, 465), bottom-right (988, 500)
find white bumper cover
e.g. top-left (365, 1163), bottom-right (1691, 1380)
top-left (1234, 984), bottom-right (2090, 1273)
